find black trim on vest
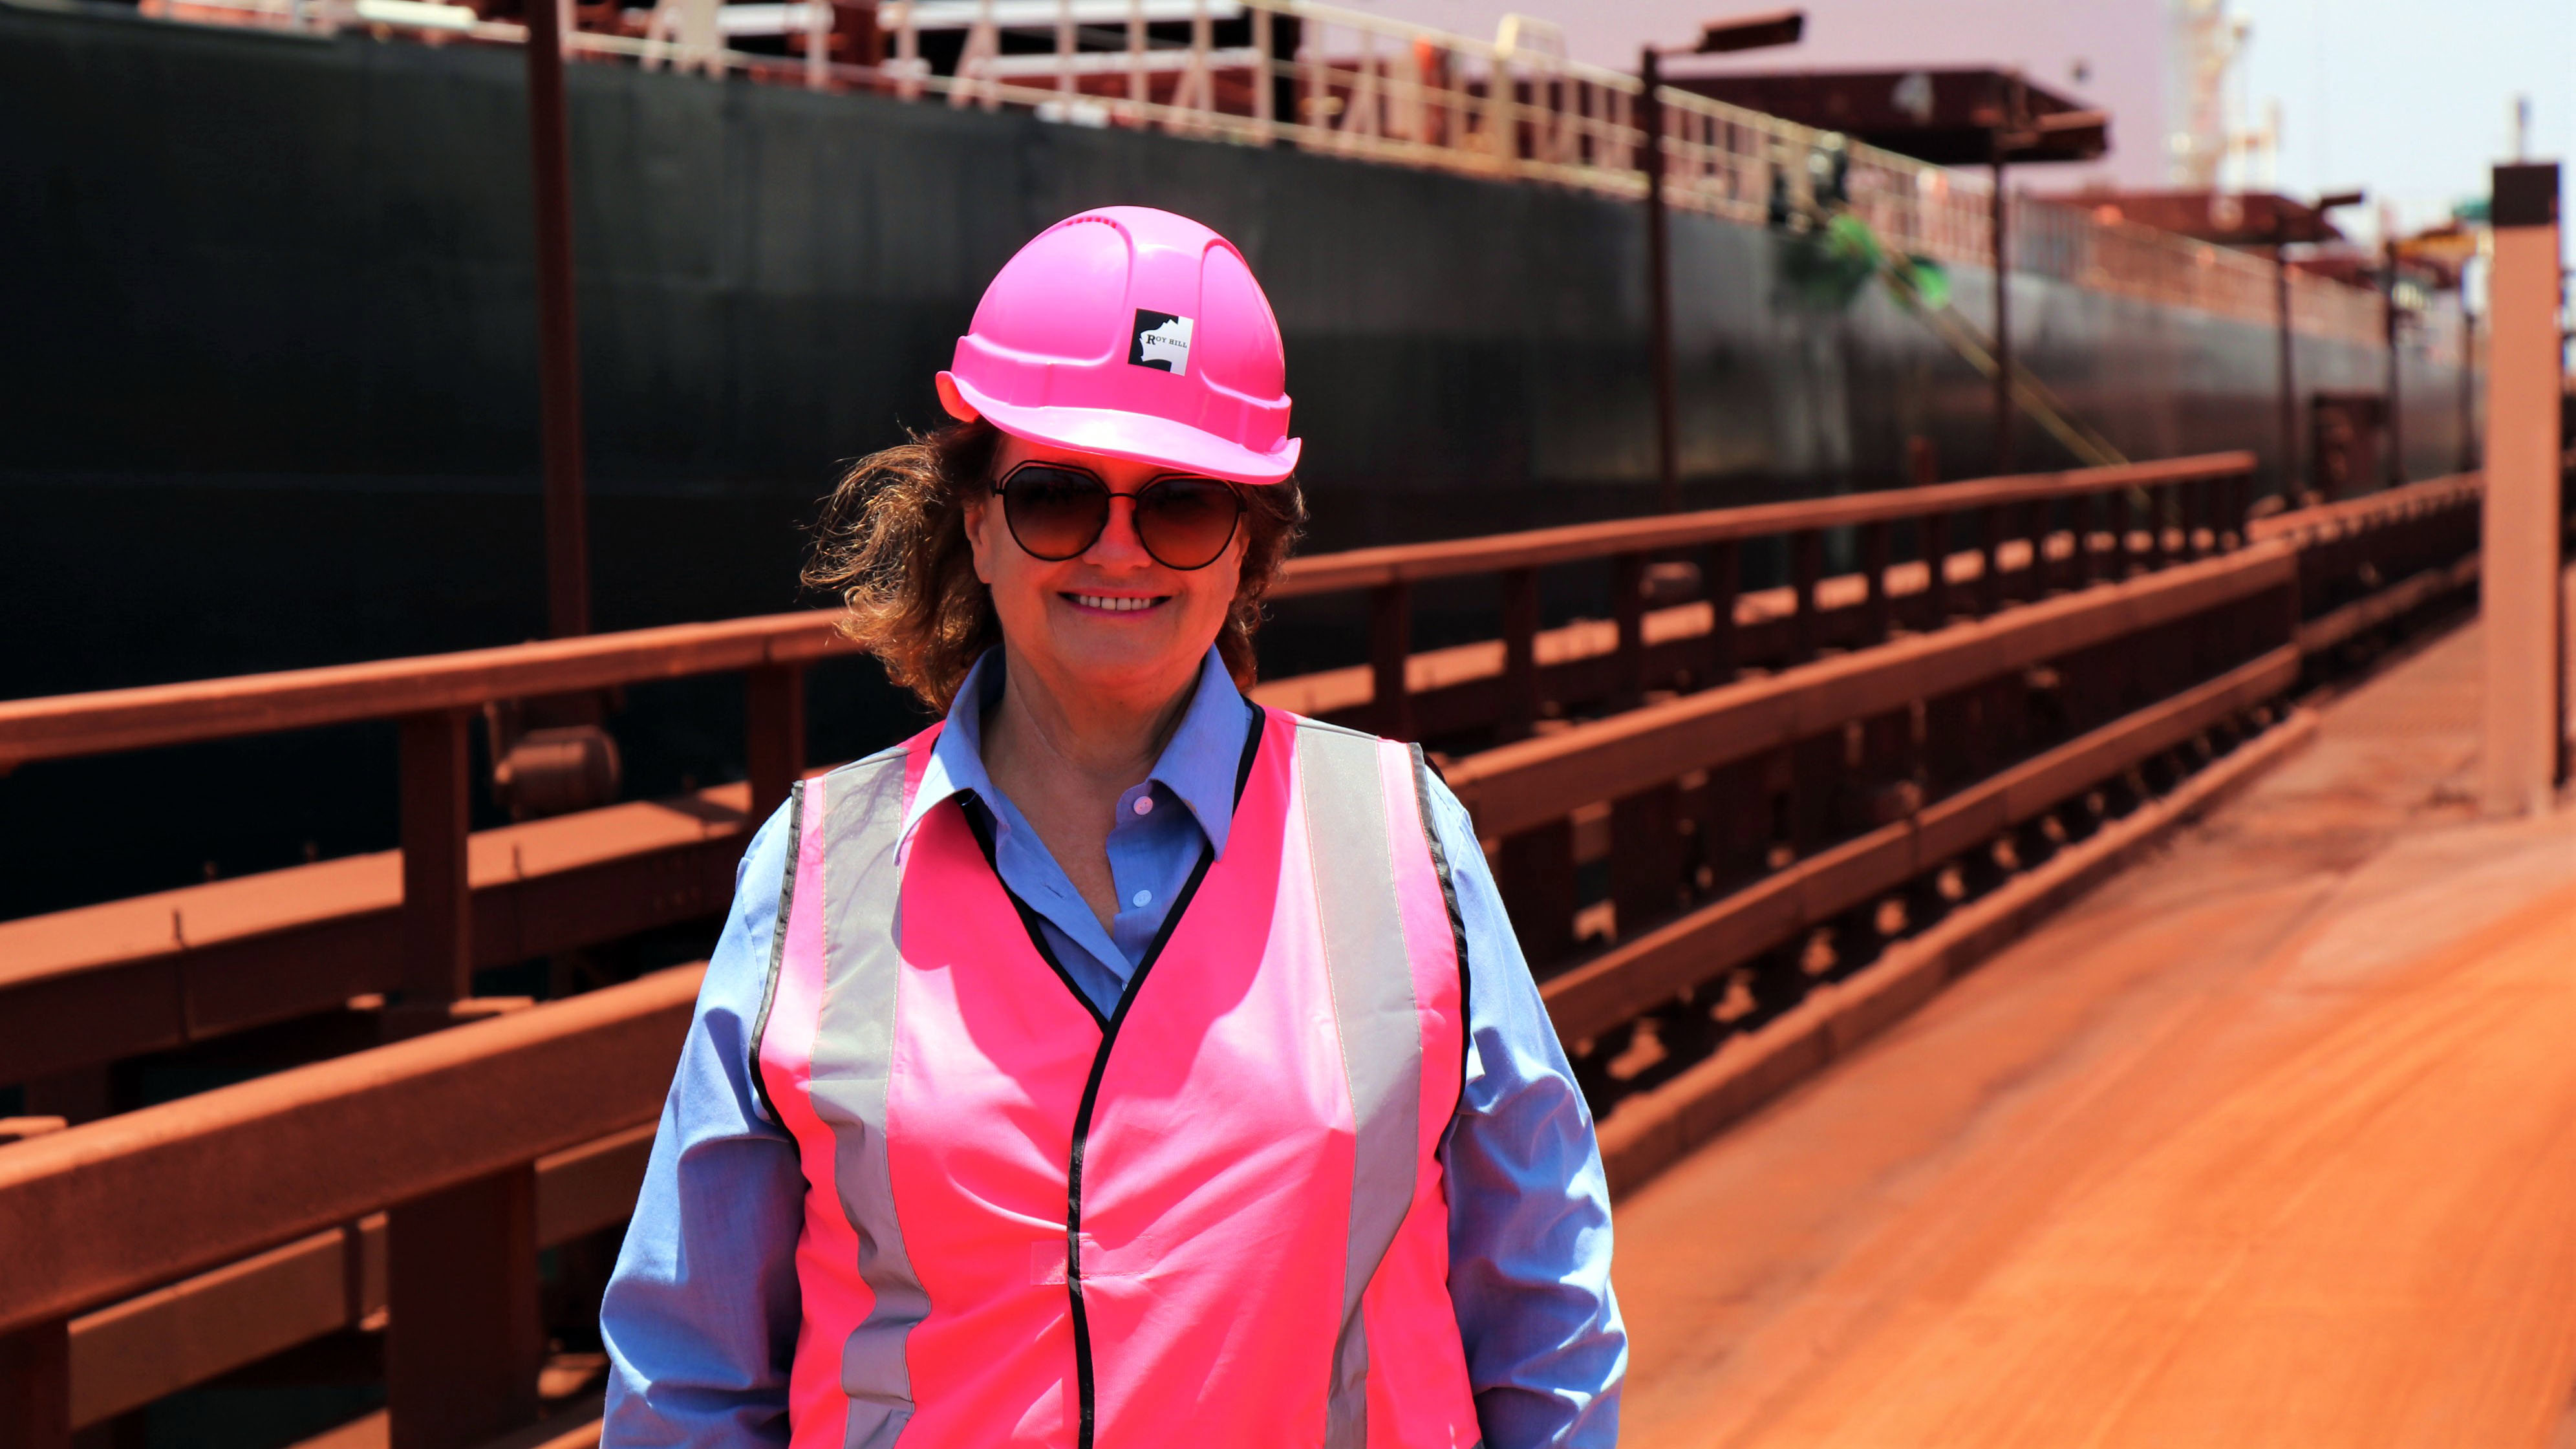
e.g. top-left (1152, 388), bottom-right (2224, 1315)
top-left (1409, 745), bottom-right (1475, 1117)
top-left (746, 780), bottom-right (804, 1128)
top-left (1065, 705), bottom-right (1265, 1449)
top-left (957, 792), bottom-right (1110, 1031)
top-left (1231, 696), bottom-right (1266, 804)
top-left (1063, 839), bottom-right (1216, 1449)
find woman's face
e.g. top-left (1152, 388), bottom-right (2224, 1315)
top-left (964, 433), bottom-right (1248, 704)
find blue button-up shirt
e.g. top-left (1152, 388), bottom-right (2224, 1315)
top-left (601, 649), bottom-right (1625, 1447)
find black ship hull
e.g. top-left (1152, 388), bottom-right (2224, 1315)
top-left (1, 1), bottom-right (2473, 919)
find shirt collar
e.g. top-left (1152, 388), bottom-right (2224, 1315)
top-left (898, 646), bottom-right (1252, 858)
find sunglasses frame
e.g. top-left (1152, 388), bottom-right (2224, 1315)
top-left (992, 459), bottom-right (1247, 572)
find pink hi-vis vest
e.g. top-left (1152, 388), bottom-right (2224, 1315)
top-left (751, 707), bottom-right (1485, 1449)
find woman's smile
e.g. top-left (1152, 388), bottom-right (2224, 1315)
top-left (1064, 592), bottom-right (1169, 614)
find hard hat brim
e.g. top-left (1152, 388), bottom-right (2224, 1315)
top-left (941, 372), bottom-right (1301, 487)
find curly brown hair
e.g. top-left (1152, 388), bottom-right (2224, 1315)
top-left (802, 418), bottom-right (1307, 714)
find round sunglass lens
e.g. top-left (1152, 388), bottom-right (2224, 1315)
top-left (1135, 478), bottom-right (1243, 570)
top-left (1003, 466), bottom-right (1110, 561)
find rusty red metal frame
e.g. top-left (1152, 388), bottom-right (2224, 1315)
top-left (1282, 451), bottom-right (2258, 739)
top-left (0, 460), bottom-right (2449, 1062)
top-left (1538, 641), bottom-right (2299, 1043)
top-left (0, 789), bottom-right (747, 1087)
top-left (0, 971), bottom-right (698, 1448)
top-left (0, 451), bottom-right (2376, 1093)
top-left (1445, 544), bottom-right (2298, 839)
top-left (0, 453), bottom-right (2264, 1044)
top-left (63, 1123), bottom-right (653, 1428)
top-left (0, 968), bottom-right (698, 1338)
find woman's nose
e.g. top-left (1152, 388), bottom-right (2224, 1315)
top-left (1082, 495), bottom-right (1154, 568)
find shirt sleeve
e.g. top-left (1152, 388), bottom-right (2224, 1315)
top-left (1425, 777), bottom-right (1628, 1449)
top-left (600, 800), bottom-right (806, 1448)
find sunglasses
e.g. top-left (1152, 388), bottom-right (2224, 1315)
top-left (994, 461), bottom-right (1247, 572)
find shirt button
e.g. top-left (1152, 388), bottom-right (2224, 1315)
top-left (1132, 796), bottom-right (1154, 816)
top-left (1131, 889), bottom-right (1152, 908)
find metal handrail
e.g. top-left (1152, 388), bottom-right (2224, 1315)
top-left (0, 612), bottom-right (846, 773)
top-left (2248, 471), bottom-right (2482, 544)
top-left (1273, 453), bottom-right (2256, 595)
top-left (1444, 544), bottom-right (2297, 842)
top-left (0, 453), bottom-right (2253, 772)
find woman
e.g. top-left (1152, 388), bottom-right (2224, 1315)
top-left (600, 206), bottom-right (1624, 1448)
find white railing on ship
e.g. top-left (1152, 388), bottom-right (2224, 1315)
top-left (140, 0), bottom-right (2393, 347)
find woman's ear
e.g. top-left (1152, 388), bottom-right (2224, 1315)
top-left (962, 495), bottom-right (995, 584)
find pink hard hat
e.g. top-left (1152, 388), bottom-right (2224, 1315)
top-left (936, 206), bottom-right (1301, 485)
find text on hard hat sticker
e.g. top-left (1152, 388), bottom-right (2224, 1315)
top-left (1130, 310), bottom-right (1194, 376)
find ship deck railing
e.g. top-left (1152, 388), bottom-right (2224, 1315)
top-left (117, 0), bottom-right (2415, 352)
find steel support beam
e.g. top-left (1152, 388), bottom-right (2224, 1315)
top-left (1369, 581), bottom-right (1413, 741)
top-left (397, 709), bottom-right (474, 1020)
top-left (2384, 238), bottom-right (2405, 489)
top-left (387, 1166), bottom-right (542, 1449)
top-left (746, 663), bottom-right (808, 824)
top-left (1640, 46), bottom-right (1680, 515)
top-left (1990, 155), bottom-right (2013, 475)
top-left (1499, 567), bottom-right (1540, 742)
top-left (1703, 540), bottom-right (1741, 685)
top-left (2459, 304), bottom-right (2480, 474)
top-left (528, 0), bottom-right (590, 640)
top-left (0, 1317), bottom-right (71, 1449)
top-left (2275, 217), bottom-right (2298, 500)
top-left (1613, 552), bottom-right (1649, 706)
top-left (2479, 162), bottom-right (2564, 816)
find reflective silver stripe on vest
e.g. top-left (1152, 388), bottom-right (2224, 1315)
top-left (815, 749), bottom-right (930, 1449)
top-left (1295, 724), bottom-right (1426, 1449)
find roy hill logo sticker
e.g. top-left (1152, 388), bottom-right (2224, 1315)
top-left (1130, 310), bottom-right (1194, 376)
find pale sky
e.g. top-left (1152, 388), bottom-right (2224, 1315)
top-left (2235, 0), bottom-right (2572, 242)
